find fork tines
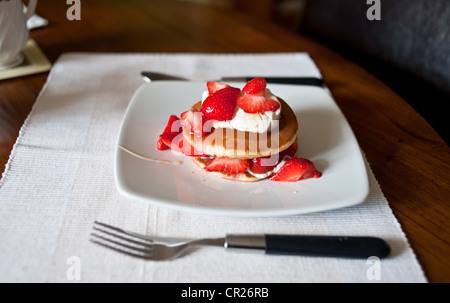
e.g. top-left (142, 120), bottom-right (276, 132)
top-left (90, 221), bottom-right (155, 259)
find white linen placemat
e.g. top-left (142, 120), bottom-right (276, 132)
top-left (0, 53), bottom-right (427, 283)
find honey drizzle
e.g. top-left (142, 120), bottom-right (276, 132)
top-left (118, 145), bottom-right (183, 165)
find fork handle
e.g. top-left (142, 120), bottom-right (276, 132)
top-left (225, 235), bottom-right (390, 259)
top-left (264, 235), bottom-right (391, 259)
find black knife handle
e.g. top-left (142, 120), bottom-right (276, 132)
top-left (265, 235), bottom-right (391, 259)
top-left (252, 77), bottom-right (323, 87)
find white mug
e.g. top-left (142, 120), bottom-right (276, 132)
top-left (0, 0), bottom-right (38, 70)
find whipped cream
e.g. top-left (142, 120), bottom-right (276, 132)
top-left (201, 89), bottom-right (281, 133)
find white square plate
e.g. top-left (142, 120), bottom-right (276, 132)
top-left (115, 81), bottom-right (369, 216)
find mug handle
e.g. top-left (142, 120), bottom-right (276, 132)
top-left (24, 0), bottom-right (38, 21)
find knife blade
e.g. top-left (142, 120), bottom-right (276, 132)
top-left (141, 71), bottom-right (323, 87)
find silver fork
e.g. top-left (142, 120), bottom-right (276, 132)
top-left (91, 221), bottom-right (224, 260)
top-left (90, 221), bottom-right (391, 261)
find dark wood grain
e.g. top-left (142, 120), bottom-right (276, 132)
top-left (1, 0), bottom-right (448, 282)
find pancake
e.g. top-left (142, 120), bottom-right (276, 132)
top-left (183, 97), bottom-right (298, 159)
top-left (191, 137), bottom-right (298, 182)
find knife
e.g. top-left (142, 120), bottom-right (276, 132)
top-left (141, 71), bottom-right (324, 87)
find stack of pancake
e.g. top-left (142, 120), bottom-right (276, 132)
top-left (157, 78), bottom-right (321, 182)
top-left (184, 98), bottom-right (298, 182)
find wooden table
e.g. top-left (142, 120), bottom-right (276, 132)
top-left (1, 0), bottom-right (449, 282)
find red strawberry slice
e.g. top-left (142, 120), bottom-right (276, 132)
top-left (207, 82), bottom-right (230, 95)
top-left (249, 156), bottom-right (278, 175)
top-left (238, 94), bottom-right (280, 114)
top-left (249, 140), bottom-right (298, 174)
top-left (280, 140), bottom-right (298, 160)
top-left (242, 77), bottom-right (267, 95)
top-left (269, 158), bottom-right (322, 182)
top-left (180, 109), bottom-right (213, 137)
top-left (156, 138), bottom-right (169, 151)
top-left (157, 115), bottom-right (182, 150)
top-left (205, 157), bottom-right (250, 175)
top-left (202, 87), bottom-right (241, 121)
top-left (161, 115), bottom-right (180, 135)
top-left (159, 133), bottom-right (183, 152)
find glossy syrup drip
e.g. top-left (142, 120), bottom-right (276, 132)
top-left (118, 145), bottom-right (182, 165)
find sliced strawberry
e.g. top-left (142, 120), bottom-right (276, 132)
top-left (159, 133), bottom-right (183, 152)
top-left (156, 138), bottom-right (169, 151)
top-left (242, 77), bottom-right (267, 95)
top-left (157, 115), bottom-right (182, 150)
top-left (180, 110), bottom-right (203, 135)
top-left (202, 87), bottom-right (241, 121)
top-left (161, 115), bottom-right (180, 135)
top-left (205, 157), bottom-right (250, 175)
top-left (249, 156), bottom-right (278, 175)
top-left (207, 82), bottom-right (230, 95)
top-left (280, 140), bottom-right (298, 160)
top-left (238, 94), bottom-right (280, 114)
top-left (179, 137), bottom-right (208, 157)
top-left (180, 109), bottom-right (213, 137)
top-left (249, 140), bottom-right (298, 175)
top-left (269, 158), bottom-right (322, 182)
